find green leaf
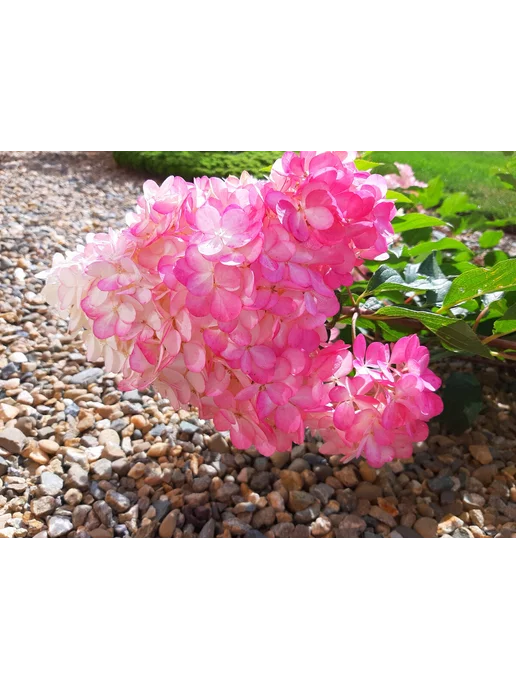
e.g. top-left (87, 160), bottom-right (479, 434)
top-left (439, 192), bottom-right (477, 217)
top-left (479, 229), bottom-right (504, 249)
top-left (484, 250), bottom-right (508, 267)
top-left (393, 213), bottom-right (449, 232)
top-left (418, 177), bottom-right (443, 209)
top-left (373, 163), bottom-right (400, 176)
top-left (377, 319), bottom-right (421, 341)
top-left (400, 227), bottom-right (433, 246)
top-left (452, 250), bottom-right (474, 263)
top-left (416, 252), bottom-right (452, 307)
top-left (493, 303), bottom-right (516, 335)
top-left (385, 190), bottom-right (415, 205)
top-left (373, 306), bottom-right (456, 332)
top-left (437, 321), bottom-right (492, 358)
top-left (440, 373), bottom-right (483, 433)
top-left (497, 173), bottom-right (516, 190)
top-left (453, 261), bottom-right (479, 273)
top-left (354, 159), bottom-right (382, 171)
top-left (442, 259), bottom-right (516, 309)
top-left (366, 265), bottom-right (432, 295)
top-left (408, 238), bottom-right (472, 258)
top-left (485, 217), bottom-right (516, 228)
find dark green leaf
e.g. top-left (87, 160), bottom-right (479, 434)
top-left (366, 265), bottom-right (438, 296)
top-left (373, 163), bottom-right (400, 176)
top-left (417, 252), bottom-right (451, 307)
top-left (373, 306), bottom-right (456, 332)
top-left (442, 259), bottom-right (516, 309)
top-left (377, 319), bottom-right (420, 341)
top-left (440, 373), bottom-right (483, 433)
top-left (400, 227), bottom-right (433, 246)
top-left (437, 321), bottom-right (492, 358)
top-left (479, 230), bottom-right (504, 249)
top-left (484, 250), bottom-right (508, 267)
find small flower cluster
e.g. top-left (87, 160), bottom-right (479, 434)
top-left (384, 162), bottom-right (427, 190)
top-left (41, 151), bottom-right (442, 467)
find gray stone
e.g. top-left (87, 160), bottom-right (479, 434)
top-left (98, 429), bottom-right (120, 447)
top-left (0, 427), bottom-right (27, 454)
top-left (31, 496), bottom-right (56, 518)
top-left (179, 421), bottom-right (198, 435)
top-left (310, 483), bottom-right (335, 506)
top-left (199, 519), bottom-right (216, 538)
top-left (288, 458), bottom-right (311, 473)
top-left (93, 501), bottom-right (115, 528)
top-left (39, 472), bottom-right (64, 497)
top-left (69, 368), bottom-right (103, 385)
top-left (66, 464), bottom-right (89, 490)
top-left (48, 516), bottom-right (73, 538)
top-left (428, 476), bottom-right (455, 493)
top-left (91, 459), bottom-right (113, 481)
top-left (72, 504), bottom-right (91, 528)
top-left (111, 458), bottom-right (130, 476)
top-left (294, 503), bottom-right (321, 525)
top-left (0, 457), bottom-right (8, 477)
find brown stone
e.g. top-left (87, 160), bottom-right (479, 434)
top-left (38, 440), bottom-right (60, 455)
top-left (469, 445), bottom-right (493, 465)
top-left (279, 470), bottom-right (303, 492)
top-left (159, 511), bottom-right (178, 538)
top-left (355, 482), bottom-right (382, 502)
top-left (414, 517), bottom-right (438, 538)
top-left (147, 442), bottom-right (169, 458)
top-left (336, 515), bottom-right (366, 538)
top-left (334, 466), bottom-right (359, 488)
top-left (288, 491), bottom-right (315, 513)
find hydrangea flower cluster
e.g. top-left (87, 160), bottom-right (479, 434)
top-left (41, 151), bottom-right (442, 467)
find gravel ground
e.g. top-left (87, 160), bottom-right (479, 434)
top-left (1, 151), bottom-right (516, 539)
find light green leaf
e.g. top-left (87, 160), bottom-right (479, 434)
top-left (385, 190), bottom-right (415, 205)
top-left (418, 177), bottom-right (443, 209)
top-left (454, 262), bottom-right (479, 273)
top-left (393, 213), bottom-right (449, 232)
top-left (442, 259), bottom-right (516, 309)
top-left (479, 230), bottom-right (504, 249)
top-left (354, 159), bottom-right (382, 171)
top-left (439, 192), bottom-right (477, 217)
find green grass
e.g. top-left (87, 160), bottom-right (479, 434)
top-left (113, 151), bottom-right (282, 182)
top-left (370, 151), bottom-right (516, 219)
top-left (114, 151), bottom-right (516, 220)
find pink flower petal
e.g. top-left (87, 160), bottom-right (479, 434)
top-left (211, 288), bottom-right (242, 322)
top-left (183, 342), bottom-right (206, 373)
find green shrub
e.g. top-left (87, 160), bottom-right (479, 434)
top-left (113, 151), bottom-right (283, 181)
